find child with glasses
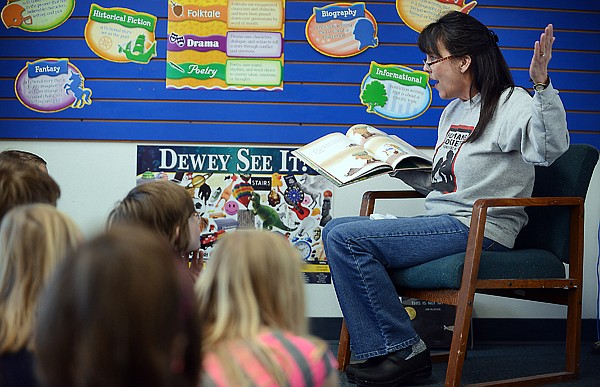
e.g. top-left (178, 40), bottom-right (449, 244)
top-left (108, 180), bottom-right (203, 281)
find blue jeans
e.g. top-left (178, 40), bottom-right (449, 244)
top-left (323, 215), bottom-right (508, 360)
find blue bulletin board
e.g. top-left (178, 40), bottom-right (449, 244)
top-left (0, 0), bottom-right (599, 148)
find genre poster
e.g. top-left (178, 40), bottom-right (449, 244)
top-left (306, 2), bottom-right (378, 58)
top-left (396, 0), bottom-right (476, 32)
top-left (14, 58), bottom-right (92, 112)
top-left (360, 62), bottom-right (431, 121)
top-left (137, 145), bottom-right (334, 284)
top-left (166, 0), bottom-right (285, 91)
top-left (1, 0), bottom-right (75, 31)
top-left (84, 3), bottom-right (157, 64)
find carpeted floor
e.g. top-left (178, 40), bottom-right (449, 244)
top-left (332, 341), bottom-right (600, 386)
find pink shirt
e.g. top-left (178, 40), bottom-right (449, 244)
top-left (202, 330), bottom-right (337, 386)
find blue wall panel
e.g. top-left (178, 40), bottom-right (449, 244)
top-left (0, 0), bottom-right (598, 149)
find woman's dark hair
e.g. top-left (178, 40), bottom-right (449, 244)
top-left (34, 225), bottom-right (201, 387)
top-left (418, 11), bottom-right (516, 142)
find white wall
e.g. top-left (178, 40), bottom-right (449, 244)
top-left (2, 140), bottom-right (599, 320)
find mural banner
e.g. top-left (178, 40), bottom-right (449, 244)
top-left (137, 145), bottom-right (334, 284)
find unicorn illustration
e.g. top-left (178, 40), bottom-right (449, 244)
top-left (64, 71), bottom-right (92, 108)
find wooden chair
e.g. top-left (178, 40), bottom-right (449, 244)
top-left (337, 144), bottom-right (599, 386)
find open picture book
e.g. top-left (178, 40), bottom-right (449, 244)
top-left (292, 124), bottom-right (432, 187)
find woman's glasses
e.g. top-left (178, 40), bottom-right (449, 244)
top-left (423, 55), bottom-right (453, 70)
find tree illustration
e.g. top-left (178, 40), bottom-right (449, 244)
top-left (361, 81), bottom-right (388, 112)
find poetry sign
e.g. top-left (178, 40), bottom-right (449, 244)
top-left (166, 0), bottom-right (285, 91)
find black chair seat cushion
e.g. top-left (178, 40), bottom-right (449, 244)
top-left (388, 250), bottom-right (566, 290)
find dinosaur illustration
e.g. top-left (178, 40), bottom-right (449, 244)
top-left (250, 192), bottom-right (297, 232)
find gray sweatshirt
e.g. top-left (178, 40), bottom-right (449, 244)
top-left (395, 84), bottom-right (569, 248)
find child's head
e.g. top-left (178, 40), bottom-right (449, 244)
top-left (0, 149), bottom-right (48, 173)
top-left (107, 180), bottom-right (200, 255)
top-left (0, 203), bottom-right (82, 353)
top-left (195, 229), bottom-right (306, 345)
top-left (35, 225), bottom-right (201, 387)
top-left (0, 166), bottom-right (61, 222)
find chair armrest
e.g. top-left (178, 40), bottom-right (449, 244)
top-left (461, 195), bottom-right (585, 296)
top-left (468, 196), bottom-right (584, 259)
top-left (360, 190), bottom-right (426, 216)
top-left (473, 196), bottom-right (583, 210)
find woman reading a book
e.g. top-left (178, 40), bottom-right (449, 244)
top-left (323, 11), bottom-right (569, 386)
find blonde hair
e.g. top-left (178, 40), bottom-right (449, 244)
top-left (0, 204), bottom-right (81, 353)
top-left (107, 180), bottom-right (195, 255)
top-left (195, 229), bottom-right (326, 385)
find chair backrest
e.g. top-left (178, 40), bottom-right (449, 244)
top-left (514, 144), bottom-right (599, 263)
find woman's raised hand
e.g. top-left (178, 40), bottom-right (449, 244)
top-left (530, 24), bottom-right (555, 85)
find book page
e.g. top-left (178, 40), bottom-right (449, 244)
top-left (345, 124), bottom-right (431, 169)
top-left (345, 123), bottom-right (388, 145)
top-left (293, 132), bottom-right (357, 164)
top-left (293, 132), bottom-right (391, 185)
top-left (389, 135), bottom-right (430, 160)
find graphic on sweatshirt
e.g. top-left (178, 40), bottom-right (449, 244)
top-left (432, 125), bottom-right (472, 193)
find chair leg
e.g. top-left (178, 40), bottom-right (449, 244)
top-left (337, 318), bottom-right (351, 371)
top-left (444, 297), bottom-right (475, 387)
top-left (564, 288), bottom-right (582, 375)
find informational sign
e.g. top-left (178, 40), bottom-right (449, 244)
top-left (360, 62), bottom-right (431, 121)
top-left (1, 0), bottom-right (75, 32)
top-left (396, 0), bottom-right (476, 32)
top-left (166, 0), bottom-right (285, 91)
top-left (137, 145), bottom-right (334, 284)
top-left (84, 4), bottom-right (157, 64)
top-left (306, 2), bottom-right (378, 58)
top-left (14, 58), bottom-right (92, 113)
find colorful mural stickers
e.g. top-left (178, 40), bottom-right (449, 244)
top-left (14, 58), bottom-right (92, 113)
top-left (84, 4), bottom-right (157, 64)
top-left (137, 145), bottom-right (334, 284)
top-left (396, 0), bottom-right (477, 32)
top-left (166, 0), bottom-right (285, 91)
top-left (6, 1), bottom-right (475, 114)
top-left (304, 0), bottom-right (478, 119)
top-left (1, 0), bottom-right (75, 31)
top-left (360, 62), bottom-right (431, 121)
top-left (305, 2), bottom-right (378, 58)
